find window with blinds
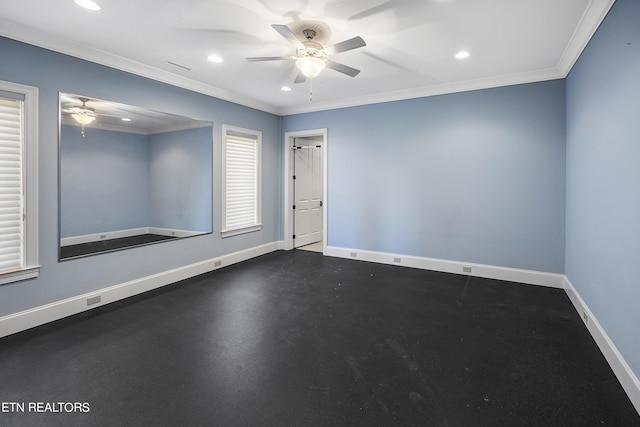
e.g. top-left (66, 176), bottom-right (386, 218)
top-left (222, 126), bottom-right (261, 237)
top-left (0, 81), bottom-right (39, 285)
top-left (0, 96), bottom-right (24, 274)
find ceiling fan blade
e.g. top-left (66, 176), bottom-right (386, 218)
top-left (271, 24), bottom-right (304, 48)
top-left (245, 56), bottom-right (291, 62)
top-left (327, 36), bottom-right (366, 54)
top-left (349, 1), bottom-right (437, 31)
top-left (293, 71), bottom-right (307, 84)
top-left (325, 60), bottom-right (361, 77)
top-left (361, 51), bottom-right (415, 73)
top-left (349, 2), bottom-right (394, 21)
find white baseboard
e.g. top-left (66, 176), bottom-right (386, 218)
top-left (563, 277), bottom-right (640, 414)
top-left (60, 227), bottom-right (206, 246)
top-left (0, 241), bottom-right (284, 339)
top-left (325, 246), bottom-right (565, 288)
top-left (147, 227), bottom-right (205, 238)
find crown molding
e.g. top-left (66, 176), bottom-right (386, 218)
top-left (556, 0), bottom-right (616, 76)
top-left (279, 67), bottom-right (563, 115)
top-left (0, 18), bottom-right (281, 116)
top-left (280, 0), bottom-right (615, 116)
top-left (1, 0), bottom-right (613, 117)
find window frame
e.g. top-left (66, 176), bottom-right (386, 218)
top-left (221, 125), bottom-right (262, 238)
top-left (0, 80), bottom-right (39, 285)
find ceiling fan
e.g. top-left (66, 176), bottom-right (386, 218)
top-left (62, 96), bottom-right (128, 137)
top-left (65, 97), bottom-right (96, 122)
top-left (62, 97), bottom-right (98, 137)
top-left (246, 23), bottom-right (366, 85)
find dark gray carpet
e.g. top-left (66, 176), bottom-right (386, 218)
top-left (60, 234), bottom-right (176, 259)
top-left (1, 250), bottom-right (638, 426)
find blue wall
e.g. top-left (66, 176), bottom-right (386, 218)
top-left (0, 36), bottom-right (282, 317)
top-left (283, 80), bottom-right (567, 273)
top-left (148, 127), bottom-right (213, 232)
top-left (566, 0), bottom-right (640, 379)
top-left (60, 125), bottom-right (150, 237)
top-left (60, 125), bottom-right (213, 237)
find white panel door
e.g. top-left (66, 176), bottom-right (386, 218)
top-left (294, 145), bottom-right (323, 248)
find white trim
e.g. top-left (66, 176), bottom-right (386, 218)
top-left (147, 121), bottom-right (212, 136)
top-left (283, 129), bottom-right (328, 253)
top-left (563, 277), bottom-right (640, 414)
top-left (557, 0), bottom-right (616, 76)
top-left (0, 0), bottom-right (613, 116)
top-left (0, 267), bottom-right (39, 286)
top-left (279, 68), bottom-right (563, 116)
top-left (221, 224), bottom-right (262, 238)
top-left (0, 18), bottom-right (280, 116)
top-left (0, 241), bottom-right (284, 339)
top-left (60, 227), bottom-right (205, 246)
top-left (325, 246), bottom-right (565, 288)
top-left (147, 227), bottom-right (205, 238)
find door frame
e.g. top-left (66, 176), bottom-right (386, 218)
top-left (283, 128), bottom-right (328, 252)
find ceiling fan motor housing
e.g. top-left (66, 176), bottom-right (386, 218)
top-left (289, 20), bottom-right (331, 44)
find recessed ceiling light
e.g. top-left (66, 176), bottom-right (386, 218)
top-left (281, 86), bottom-right (292, 92)
top-left (121, 118), bottom-right (131, 122)
top-left (74, 0), bottom-right (102, 11)
top-left (455, 51), bottom-right (471, 59)
top-left (207, 55), bottom-right (224, 63)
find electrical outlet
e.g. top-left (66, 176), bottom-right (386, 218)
top-left (463, 266), bottom-right (472, 273)
top-left (86, 295), bottom-right (101, 306)
top-left (214, 260), bottom-right (222, 267)
top-left (583, 311), bottom-right (589, 324)
top-left (100, 235), bottom-right (107, 239)
top-left (394, 257), bottom-right (402, 263)
top-left (350, 252), bottom-right (357, 258)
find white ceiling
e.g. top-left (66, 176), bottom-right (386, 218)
top-left (0, 0), bottom-right (614, 115)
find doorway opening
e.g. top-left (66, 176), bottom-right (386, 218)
top-left (283, 129), bottom-right (327, 253)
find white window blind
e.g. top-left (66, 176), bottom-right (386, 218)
top-left (0, 96), bottom-right (24, 274)
top-left (0, 80), bottom-right (38, 286)
top-left (222, 127), bottom-right (261, 236)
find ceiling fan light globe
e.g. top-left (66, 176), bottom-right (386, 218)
top-left (72, 113), bottom-right (96, 125)
top-left (296, 56), bottom-right (326, 79)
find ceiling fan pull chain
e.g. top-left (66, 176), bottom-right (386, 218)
top-left (309, 78), bottom-right (313, 102)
